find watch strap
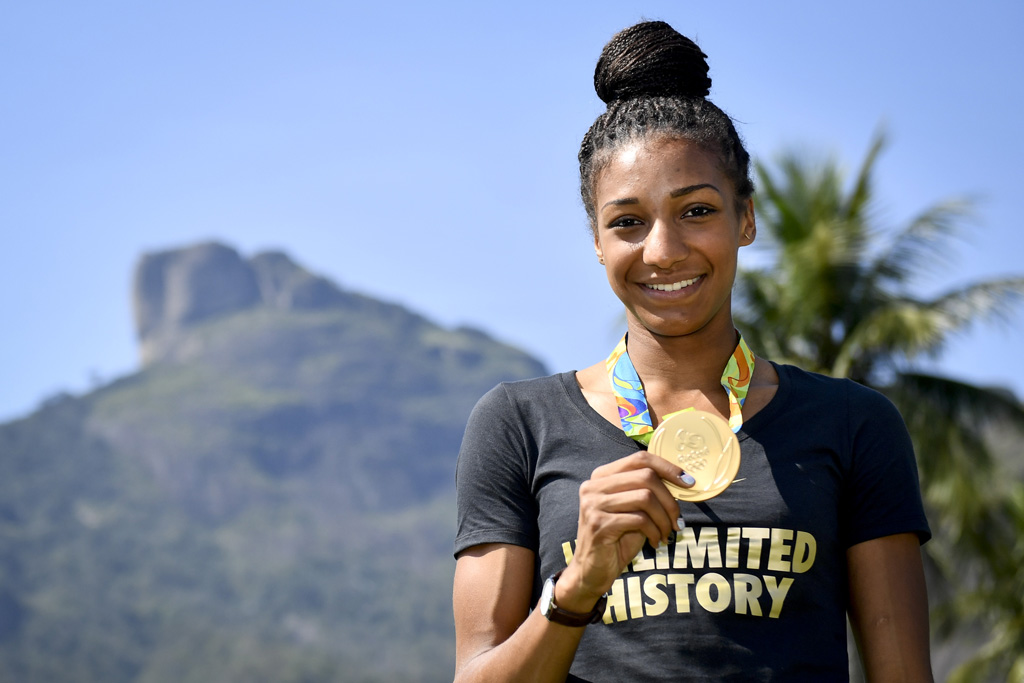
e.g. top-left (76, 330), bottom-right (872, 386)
top-left (542, 570), bottom-right (607, 627)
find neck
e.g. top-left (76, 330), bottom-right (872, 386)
top-left (624, 316), bottom-right (740, 397)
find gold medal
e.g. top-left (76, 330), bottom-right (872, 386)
top-left (649, 410), bottom-right (741, 502)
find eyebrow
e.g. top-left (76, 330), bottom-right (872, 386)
top-left (600, 183), bottom-right (722, 211)
top-left (671, 183), bottom-right (720, 198)
top-left (601, 197), bottom-right (640, 209)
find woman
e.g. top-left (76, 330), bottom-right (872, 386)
top-left (453, 21), bottom-right (932, 682)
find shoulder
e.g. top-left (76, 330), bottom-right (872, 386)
top-left (768, 364), bottom-right (928, 544)
top-left (462, 372), bottom-right (582, 454)
top-left (499, 371), bottom-right (574, 400)
top-left (762, 363), bottom-right (911, 449)
top-left (772, 363), bottom-right (915, 464)
top-left (774, 363), bottom-right (901, 415)
top-left (469, 371), bottom-right (578, 423)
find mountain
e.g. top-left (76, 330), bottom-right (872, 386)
top-left (0, 242), bottom-right (547, 682)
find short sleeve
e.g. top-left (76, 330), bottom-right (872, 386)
top-left (841, 383), bottom-right (931, 547)
top-left (454, 384), bottom-right (539, 557)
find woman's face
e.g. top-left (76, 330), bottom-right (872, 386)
top-left (592, 136), bottom-right (755, 340)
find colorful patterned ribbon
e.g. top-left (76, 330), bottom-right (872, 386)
top-left (605, 332), bottom-right (755, 445)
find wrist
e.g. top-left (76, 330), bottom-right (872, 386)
top-left (540, 568), bottom-right (607, 627)
top-left (552, 563), bottom-right (606, 614)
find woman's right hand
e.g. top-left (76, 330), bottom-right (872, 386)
top-left (453, 452), bottom-right (693, 682)
top-left (553, 451), bottom-right (693, 613)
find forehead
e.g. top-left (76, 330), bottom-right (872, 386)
top-left (595, 137), bottom-right (727, 198)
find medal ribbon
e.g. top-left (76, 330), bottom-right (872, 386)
top-left (605, 332), bottom-right (754, 446)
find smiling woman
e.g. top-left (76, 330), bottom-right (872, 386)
top-left (452, 20), bottom-right (933, 683)
top-left (591, 139), bottom-right (753, 342)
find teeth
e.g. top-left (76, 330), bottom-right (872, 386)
top-left (646, 276), bottom-right (701, 292)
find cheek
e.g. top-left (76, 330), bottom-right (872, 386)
top-left (598, 247), bottom-right (633, 290)
top-left (699, 229), bottom-right (742, 257)
top-left (603, 243), bottom-right (641, 275)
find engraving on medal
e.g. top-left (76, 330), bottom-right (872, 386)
top-left (674, 429), bottom-right (708, 471)
top-left (650, 411), bottom-right (741, 503)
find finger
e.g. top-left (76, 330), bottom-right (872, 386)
top-left (580, 506), bottom-right (668, 550)
top-left (583, 467), bottom-right (682, 532)
top-left (593, 450), bottom-right (696, 490)
top-left (598, 488), bottom-right (679, 543)
top-left (581, 477), bottom-right (678, 540)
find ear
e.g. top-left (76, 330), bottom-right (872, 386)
top-left (739, 198), bottom-right (756, 246)
top-left (593, 231), bottom-right (605, 264)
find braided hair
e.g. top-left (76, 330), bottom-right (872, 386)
top-left (579, 21), bottom-right (754, 229)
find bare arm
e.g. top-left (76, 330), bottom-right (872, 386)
top-left (453, 544), bottom-right (586, 683)
top-left (453, 452), bottom-right (690, 682)
top-left (847, 533), bottom-right (933, 682)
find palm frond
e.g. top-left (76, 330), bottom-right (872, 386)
top-left (890, 372), bottom-right (1024, 429)
top-left (833, 300), bottom-right (948, 376)
top-left (842, 129), bottom-right (885, 221)
top-left (868, 199), bottom-right (974, 286)
top-left (926, 277), bottom-right (1024, 331)
top-left (755, 158), bottom-right (808, 245)
top-left (832, 278), bottom-right (1024, 377)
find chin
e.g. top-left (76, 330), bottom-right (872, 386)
top-left (627, 308), bottom-right (730, 340)
top-left (631, 317), bottom-right (706, 339)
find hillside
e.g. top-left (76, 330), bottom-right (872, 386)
top-left (0, 242), bottom-right (547, 682)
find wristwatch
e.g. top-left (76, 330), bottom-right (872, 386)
top-left (539, 570), bottom-right (607, 627)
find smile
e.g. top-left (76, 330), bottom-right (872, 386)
top-left (644, 276), bottom-right (702, 292)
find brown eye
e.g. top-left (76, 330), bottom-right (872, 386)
top-left (683, 206), bottom-right (715, 219)
top-left (609, 217), bottom-right (643, 229)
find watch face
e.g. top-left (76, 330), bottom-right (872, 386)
top-left (540, 575), bottom-right (555, 616)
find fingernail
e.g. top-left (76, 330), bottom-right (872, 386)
top-left (676, 517), bottom-right (686, 529)
top-left (679, 473), bottom-right (696, 487)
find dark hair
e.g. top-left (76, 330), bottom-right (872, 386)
top-left (579, 21), bottom-right (754, 228)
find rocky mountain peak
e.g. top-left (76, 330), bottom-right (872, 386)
top-left (133, 242), bottom-right (353, 366)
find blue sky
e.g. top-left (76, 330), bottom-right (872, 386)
top-left (2, 1), bottom-right (1023, 421)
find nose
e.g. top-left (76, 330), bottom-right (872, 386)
top-left (642, 219), bottom-right (689, 269)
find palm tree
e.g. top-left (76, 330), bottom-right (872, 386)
top-left (735, 132), bottom-right (1024, 682)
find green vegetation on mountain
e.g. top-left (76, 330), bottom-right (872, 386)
top-left (0, 244), bottom-right (546, 682)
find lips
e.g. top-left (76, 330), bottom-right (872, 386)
top-left (643, 275), bottom-right (703, 292)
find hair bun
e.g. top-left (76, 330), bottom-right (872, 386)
top-left (594, 21), bottom-right (711, 104)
